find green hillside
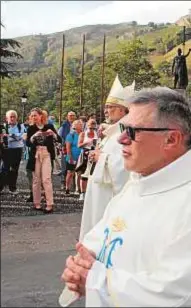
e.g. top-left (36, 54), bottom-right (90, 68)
top-left (1, 17), bottom-right (191, 121)
top-left (13, 22), bottom-right (189, 72)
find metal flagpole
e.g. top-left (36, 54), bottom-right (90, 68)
top-left (100, 34), bottom-right (106, 123)
top-left (80, 34), bottom-right (86, 110)
top-left (59, 34), bottom-right (65, 126)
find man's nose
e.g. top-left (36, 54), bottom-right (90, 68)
top-left (117, 131), bottom-right (131, 145)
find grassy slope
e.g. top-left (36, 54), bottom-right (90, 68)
top-left (14, 22), bottom-right (191, 74)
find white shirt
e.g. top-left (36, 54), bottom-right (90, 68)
top-left (83, 150), bottom-right (191, 307)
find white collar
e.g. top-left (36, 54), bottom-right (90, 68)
top-left (130, 150), bottom-right (191, 196)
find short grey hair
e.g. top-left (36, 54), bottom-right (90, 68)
top-left (127, 87), bottom-right (191, 149)
top-left (6, 110), bottom-right (18, 119)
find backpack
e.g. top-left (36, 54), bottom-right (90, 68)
top-left (5, 123), bottom-right (22, 134)
top-left (3, 123), bottom-right (22, 148)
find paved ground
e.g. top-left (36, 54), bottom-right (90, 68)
top-left (1, 213), bottom-right (85, 307)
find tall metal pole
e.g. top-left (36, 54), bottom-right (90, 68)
top-left (59, 34), bottom-right (65, 126)
top-left (100, 34), bottom-right (106, 123)
top-left (80, 34), bottom-right (85, 110)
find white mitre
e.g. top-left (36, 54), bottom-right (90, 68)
top-left (106, 75), bottom-right (135, 108)
top-left (123, 80), bottom-right (135, 101)
top-left (104, 77), bottom-right (135, 136)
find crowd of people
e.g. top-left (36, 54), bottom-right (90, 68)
top-left (0, 104), bottom-right (110, 211)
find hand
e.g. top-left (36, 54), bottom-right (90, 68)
top-left (89, 149), bottom-right (101, 163)
top-left (61, 244), bottom-right (96, 296)
top-left (61, 255), bottom-right (88, 296)
top-left (69, 158), bottom-right (74, 164)
top-left (34, 131), bottom-right (43, 137)
top-left (46, 129), bottom-right (54, 136)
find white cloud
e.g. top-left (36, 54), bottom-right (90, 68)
top-left (1, 1), bottom-right (190, 38)
top-left (75, 1), bottom-right (190, 25)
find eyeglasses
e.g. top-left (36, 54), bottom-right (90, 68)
top-left (104, 105), bottom-right (119, 110)
top-left (119, 123), bottom-right (177, 141)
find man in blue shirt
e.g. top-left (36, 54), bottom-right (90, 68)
top-left (0, 110), bottom-right (25, 194)
top-left (58, 111), bottom-right (76, 187)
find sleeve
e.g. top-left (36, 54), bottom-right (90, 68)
top-left (85, 229), bottom-right (191, 307)
top-left (93, 145), bottom-right (129, 194)
top-left (26, 126), bottom-right (35, 147)
top-left (16, 124), bottom-right (25, 139)
top-left (65, 133), bottom-right (73, 144)
top-left (9, 124), bottom-right (25, 141)
top-left (60, 122), bottom-right (70, 142)
top-left (49, 124), bottom-right (62, 143)
top-left (107, 149), bottom-right (129, 194)
top-left (58, 127), bottom-right (63, 138)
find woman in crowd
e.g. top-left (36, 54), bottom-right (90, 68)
top-left (77, 118), bottom-right (98, 201)
top-left (26, 108), bottom-right (61, 213)
top-left (65, 119), bottom-right (83, 195)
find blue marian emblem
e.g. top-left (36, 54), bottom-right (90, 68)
top-left (97, 227), bottom-right (123, 269)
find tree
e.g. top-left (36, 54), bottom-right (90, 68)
top-left (106, 39), bottom-right (161, 89)
top-left (0, 23), bottom-right (23, 78)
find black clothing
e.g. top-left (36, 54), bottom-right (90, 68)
top-left (26, 124), bottom-right (61, 171)
top-left (0, 147), bottom-right (22, 191)
top-left (172, 54), bottom-right (189, 89)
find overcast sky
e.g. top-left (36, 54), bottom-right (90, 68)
top-left (1, 1), bottom-right (190, 38)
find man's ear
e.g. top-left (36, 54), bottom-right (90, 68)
top-left (164, 131), bottom-right (182, 148)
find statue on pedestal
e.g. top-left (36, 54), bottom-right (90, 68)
top-left (172, 48), bottom-right (191, 89)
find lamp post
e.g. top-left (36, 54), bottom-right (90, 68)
top-left (21, 93), bottom-right (27, 123)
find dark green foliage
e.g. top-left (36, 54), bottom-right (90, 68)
top-left (0, 24), bottom-right (23, 78)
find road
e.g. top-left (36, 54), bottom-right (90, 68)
top-left (1, 213), bottom-right (85, 307)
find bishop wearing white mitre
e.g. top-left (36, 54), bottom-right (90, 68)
top-left (79, 75), bottom-right (135, 241)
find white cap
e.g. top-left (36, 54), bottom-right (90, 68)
top-left (106, 75), bottom-right (135, 107)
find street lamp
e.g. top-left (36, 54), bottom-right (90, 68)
top-left (21, 93), bottom-right (27, 123)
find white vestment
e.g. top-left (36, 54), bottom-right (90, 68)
top-left (79, 123), bottom-right (130, 241)
top-left (82, 150), bottom-right (191, 307)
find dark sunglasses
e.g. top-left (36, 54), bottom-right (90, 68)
top-left (119, 123), bottom-right (177, 141)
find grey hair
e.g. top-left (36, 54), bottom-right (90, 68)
top-left (6, 110), bottom-right (18, 119)
top-left (127, 87), bottom-right (191, 149)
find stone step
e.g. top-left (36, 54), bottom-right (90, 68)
top-left (0, 194), bottom-right (82, 202)
top-left (1, 201), bottom-right (83, 217)
top-left (0, 190), bottom-right (82, 201)
top-left (0, 200), bottom-right (83, 207)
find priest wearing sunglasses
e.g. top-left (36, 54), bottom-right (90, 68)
top-left (61, 87), bottom-right (191, 307)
